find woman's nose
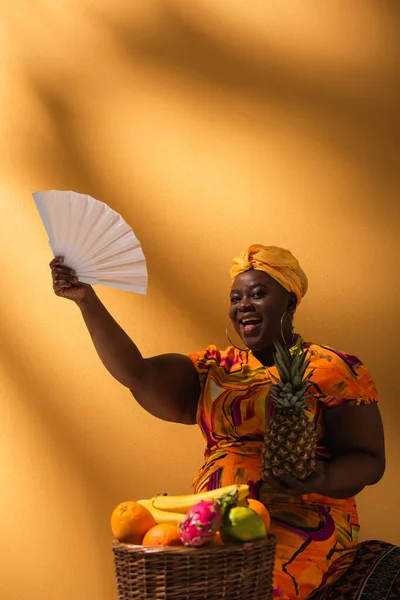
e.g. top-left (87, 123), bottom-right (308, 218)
top-left (238, 298), bottom-right (252, 311)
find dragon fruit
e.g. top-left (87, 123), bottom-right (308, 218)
top-left (178, 499), bottom-right (222, 547)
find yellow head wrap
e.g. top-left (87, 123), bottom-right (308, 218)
top-left (230, 244), bottom-right (308, 305)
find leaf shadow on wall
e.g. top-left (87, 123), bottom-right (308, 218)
top-left (87, 0), bottom-right (398, 192)
top-left (18, 0), bottom-right (398, 342)
top-left (18, 71), bottom-right (229, 343)
top-left (0, 318), bottom-right (120, 587)
top-left (84, 0), bottom-right (399, 371)
top-left (11, 0), bottom-right (399, 352)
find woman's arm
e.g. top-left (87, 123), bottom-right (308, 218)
top-left (51, 259), bottom-right (200, 424)
top-left (77, 290), bottom-right (200, 424)
top-left (265, 402), bottom-right (386, 498)
top-left (321, 402), bottom-right (386, 497)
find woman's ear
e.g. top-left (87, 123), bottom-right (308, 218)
top-left (287, 292), bottom-right (297, 316)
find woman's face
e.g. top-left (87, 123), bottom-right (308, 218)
top-left (229, 269), bottom-right (294, 351)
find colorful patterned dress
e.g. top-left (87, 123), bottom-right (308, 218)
top-left (188, 338), bottom-right (378, 599)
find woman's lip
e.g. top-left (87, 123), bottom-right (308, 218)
top-left (241, 322), bottom-right (261, 333)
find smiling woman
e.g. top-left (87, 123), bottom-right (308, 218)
top-left (49, 244), bottom-right (385, 600)
top-left (228, 245), bottom-right (307, 363)
top-left (187, 245), bottom-right (385, 599)
top-left (229, 269), bottom-right (297, 360)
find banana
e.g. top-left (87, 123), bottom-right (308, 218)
top-left (237, 496), bottom-right (250, 507)
top-left (137, 499), bottom-right (186, 526)
top-left (151, 484), bottom-right (250, 513)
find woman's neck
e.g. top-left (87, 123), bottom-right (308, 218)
top-left (251, 347), bottom-right (275, 367)
top-left (251, 333), bottom-right (298, 367)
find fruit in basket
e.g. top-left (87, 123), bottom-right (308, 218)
top-left (136, 499), bottom-right (186, 526)
top-left (178, 486), bottom-right (241, 547)
top-left (142, 523), bottom-right (183, 547)
top-left (261, 340), bottom-right (316, 481)
top-left (221, 506), bottom-right (267, 543)
top-left (247, 499), bottom-right (271, 531)
top-left (178, 499), bottom-right (223, 547)
top-left (211, 530), bottom-right (224, 545)
top-left (111, 501), bottom-right (156, 544)
top-left (152, 483), bottom-right (250, 513)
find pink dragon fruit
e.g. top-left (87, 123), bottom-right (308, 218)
top-left (178, 499), bottom-right (222, 547)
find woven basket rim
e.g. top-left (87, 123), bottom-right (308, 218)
top-left (112, 534), bottom-right (275, 555)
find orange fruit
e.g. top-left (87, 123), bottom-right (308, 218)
top-left (111, 501), bottom-right (156, 544)
top-left (142, 523), bottom-right (182, 547)
top-left (247, 499), bottom-right (271, 531)
top-left (211, 531), bottom-right (224, 546)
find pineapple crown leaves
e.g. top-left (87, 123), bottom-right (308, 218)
top-left (270, 341), bottom-right (315, 411)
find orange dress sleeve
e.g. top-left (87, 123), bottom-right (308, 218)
top-left (188, 345), bottom-right (219, 376)
top-left (308, 344), bottom-right (379, 408)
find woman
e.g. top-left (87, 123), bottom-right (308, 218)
top-left (50, 244), bottom-right (385, 599)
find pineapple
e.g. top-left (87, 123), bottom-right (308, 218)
top-left (261, 340), bottom-right (316, 481)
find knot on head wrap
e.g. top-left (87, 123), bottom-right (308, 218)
top-left (230, 244), bottom-right (308, 305)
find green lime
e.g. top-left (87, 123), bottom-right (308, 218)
top-left (222, 506), bottom-right (267, 542)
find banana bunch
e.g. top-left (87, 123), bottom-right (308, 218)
top-left (137, 484), bottom-right (250, 525)
top-left (151, 484), bottom-right (250, 513)
top-left (137, 499), bottom-right (186, 526)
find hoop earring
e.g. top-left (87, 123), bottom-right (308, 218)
top-left (226, 321), bottom-right (248, 352)
top-left (280, 311), bottom-right (294, 346)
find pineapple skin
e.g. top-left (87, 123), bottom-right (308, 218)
top-left (261, 410), bottom-right (316, 481)
top-left (260, 340), bottom-right (318, 482)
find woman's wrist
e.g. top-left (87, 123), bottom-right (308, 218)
top-left (75, 286), bottom-right (97, 310)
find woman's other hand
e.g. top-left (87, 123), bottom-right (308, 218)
top-left (50, 257), bottom-right (93, 304)
top-left (265, 461), bottom-right (329, 497)
top-left (265, 403), bottom-right (385, 499)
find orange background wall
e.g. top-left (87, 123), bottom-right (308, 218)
top-left (0, 2), bottom-right (398, 599)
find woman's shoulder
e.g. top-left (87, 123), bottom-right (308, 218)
top-left (304, 341), bottom-right (366, 376)
top-left (188, 344), bottom-right (249, 373)
top-left (302, 340), bottom-right (378, 403)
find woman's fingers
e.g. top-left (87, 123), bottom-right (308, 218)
top-left (49, 256), bottom-right (91, 301)
top-left (266, 462), bottom-right (328, 496)
top-left (49, 256), bottom-right (64, 267)
top-left (276, 473), bottom-right (305, 492)
top-left (50, 256), bottom-right (75, 279)
top-left (264, 469), bottom-right (304, 496)
top-left (52, 266), bottom-right (79, 291)
top-left (51, 264), bottom-right (78, 285)
top-left (54, 280), bottom-right (72, 289)
top-left (52, 267), bottom-right (77, 278)
top-left (53, 275), bottom-right (78, 285)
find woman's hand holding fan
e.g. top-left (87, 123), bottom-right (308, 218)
top-left (50, 256), bottom-right (93, 304)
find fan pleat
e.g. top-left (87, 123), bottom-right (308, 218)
top-left (79, 261), bottom-right (147, 277)
top-left (33, 190), bottom-right (148, 294)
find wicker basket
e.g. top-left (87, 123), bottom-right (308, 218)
top-left (112, 535), bottom-right (276, 600)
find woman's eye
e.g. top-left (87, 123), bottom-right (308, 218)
top-left (230, 296), bottom-right (241, 304)
top-left (252, 290), bottom-right (265, 298)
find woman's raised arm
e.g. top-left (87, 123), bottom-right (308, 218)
top-left (50, 258), bottom-right (200, 424)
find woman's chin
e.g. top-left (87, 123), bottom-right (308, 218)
top-left (244, 335), bottom-right (274, 352)
top-left (243, 337), bottom-right (265, 352)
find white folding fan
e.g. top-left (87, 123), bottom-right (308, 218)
top-left (33, 190), bottom-right (148, 294)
